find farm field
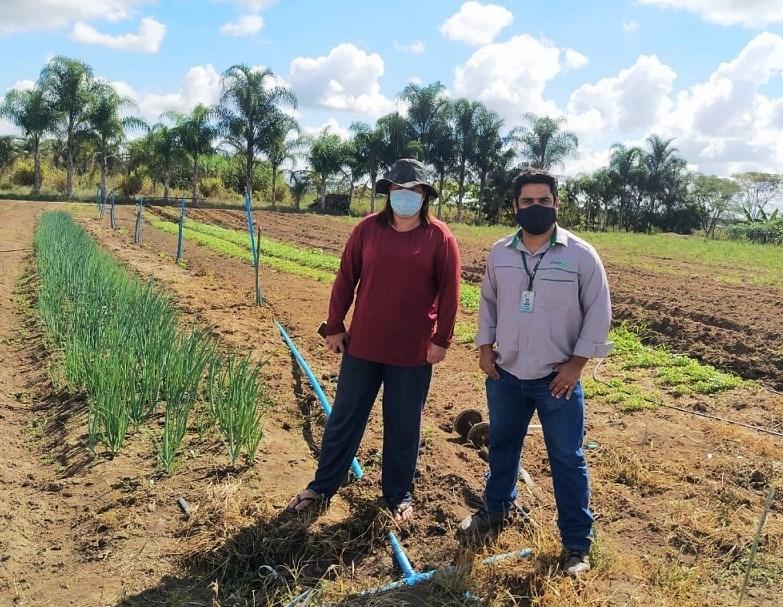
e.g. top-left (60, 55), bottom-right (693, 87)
top-left (169, 206), bottom-right (783, 391)
top-left (0, 199), bottom-right (782, 606)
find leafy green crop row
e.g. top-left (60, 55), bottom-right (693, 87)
top-left (150, 219), bottom-right (336, 283)
top-left (35, 212), bottom-right (268, 472)
top-left (149, 216), bottom-right (482, 311)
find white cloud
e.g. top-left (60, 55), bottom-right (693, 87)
top-left (440, 1), bottom-right (513, 46)
top-left (302, 118), bottom-right (351, 140)
top-left (408, 76), bottom-right (423, 85)
top-left (289, 43), bottom-right (394, 117)
top-left (70, 17), bottom-right (166, 53)
top-left (0, 0), bottom-right (148, 35)
top-left (622, 19), bottom-right (639, 33)
top-left (135, 65), bottom-right (222, 118)
top-left (11, 79), bottom-right (36, 92)
top-left (0, 119), bottom-right (19, 136)
top-left (639, 0), bottom-right (783, 27)
top-left (220, 14), bottom-right (264, 36)
top-left (452, 34), bottom-right (588, 122)
top-left (652, 32), bottom-right (783, 174)
top-left (110, 80), bottom-right (138, 100)
top-left (567, 55), bottom-right (676, 136)
top-left (228, 0), bottom-right (278, 10)
top-left (562, 147), bottom-right (612, 176)
top-left (564, 49), bottom-right (589, 70)
top-left (393, 40), bottom-right (426, 55)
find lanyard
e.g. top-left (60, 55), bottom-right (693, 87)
top-left (519, 230), bottom-right (558, 291)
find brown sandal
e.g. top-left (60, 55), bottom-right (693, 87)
top-left (389, 497), bottom-right (414, 523)
top-left (286, 491), bottom-right (326, 514)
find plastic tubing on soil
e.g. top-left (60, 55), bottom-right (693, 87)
top-left (274, 320), bottom-right (363, 480)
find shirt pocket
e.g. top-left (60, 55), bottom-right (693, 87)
top-left (537, 276), bottom-right (579, 310)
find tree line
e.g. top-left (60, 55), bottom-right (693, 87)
top-left (1, 56), bottom-right (781, 241)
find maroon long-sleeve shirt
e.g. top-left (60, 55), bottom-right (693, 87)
top-left (325, 213), bottom-right (461, 366)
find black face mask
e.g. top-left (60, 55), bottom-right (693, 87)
top-left (516, 205), bottom-right (556, 235)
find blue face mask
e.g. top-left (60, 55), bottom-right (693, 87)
top-left (389, 189), bottom-right (423, 218)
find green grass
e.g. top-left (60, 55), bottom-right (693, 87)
top-left (583, 377), bottom-right (661, 412)
top-left (608, 325), bottom-right (746, 398)
top-left (453, 321), bottom-right (476, 345)
top-left (448, 223), bottom-right (783, 289)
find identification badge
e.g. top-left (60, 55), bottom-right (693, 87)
top-left (520, 290), bottom-right (535, 313)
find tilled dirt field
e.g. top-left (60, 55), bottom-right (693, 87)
top-left (181, 207), bottom-right (783, 391)
top-left (1, 200), bottom-right (782, 606)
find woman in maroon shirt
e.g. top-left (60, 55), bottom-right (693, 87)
top-left (287, 158), bottom-right (461, 523)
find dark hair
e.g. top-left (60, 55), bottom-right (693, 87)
top-left (512, 169), bottom-right (558, 202)
top-left (377, 191), bottom-right (433, 227)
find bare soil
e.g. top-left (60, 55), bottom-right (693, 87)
top-left (0, 200), bottom-right (781, 606)
top-left (181, 207), bottom-right (783, 390)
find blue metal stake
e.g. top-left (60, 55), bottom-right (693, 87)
top-left (110, 191), bottom-right (117, 229)
top-left (176, 197), bottom-right (185, 263)
top-left (134, 197), bottom-right (145, 244)
top-left (274, 320), bottom-right (363, 480)
top-left (99, 186), bottom-right (106, 219)
top-left (243, 192), bottom-right (259, 267)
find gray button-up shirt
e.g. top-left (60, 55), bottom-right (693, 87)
top-left (476, 226), bottom-right (613, 380)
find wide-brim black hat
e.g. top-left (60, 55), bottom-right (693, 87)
top-left (376, 158), bottom-right (439, 199)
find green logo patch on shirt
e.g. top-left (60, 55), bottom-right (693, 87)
top-left (550, 259), bottom-right (570, 270)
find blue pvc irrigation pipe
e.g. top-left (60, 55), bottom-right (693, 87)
top-left (361, 531), bottom-right (532, 597)
top-left (274, 320), bottom-right (363, 480)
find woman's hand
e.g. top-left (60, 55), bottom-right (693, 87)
top-left (427, 342), bottom-right (447, 364)
top-left (325, 332), bottom-right (348, 354)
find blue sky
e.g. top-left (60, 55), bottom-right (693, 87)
top-left (3, 0), bottom-right (783, 177)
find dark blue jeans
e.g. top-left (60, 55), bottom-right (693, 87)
top-left (485, 367), bottom-right (594, 552)
top-left (308, 352), bottom-right (432, 508)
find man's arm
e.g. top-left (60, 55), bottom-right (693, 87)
top-left (573, 248), bottom-right (613, 359)
top-left (476, 250), bottom-right (500, 379)
top-left (550, 247), bottom-right (612, 398)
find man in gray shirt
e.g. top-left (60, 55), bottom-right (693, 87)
top-left (459, 168), bottom-right (612, 576)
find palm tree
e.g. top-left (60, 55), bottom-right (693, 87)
top-left (349, 121), bottom-right (385, 212)
top-left (144, 123), bottom-right (185, 198)
top-left (0, 86), bottom-right (58, 194)
top-left (39, 56), bottom-right (94, 197)
top-left (265, 112), bottom-right (301, 209)
top-left (515, 113), bottom-right (578, 171)
top-left (0, 136), bottom-right (20, 186)
top-left (643, 135), bottom-right (679, 231)
top-left (377, 112), bottom-right (417, 166)
top-left (86, 81), bottom-right (146, 197)
top-left (218, 64), bottom-right (297, 200)
top-left (608, 144), bottom-right (646, 230)
top-left (287, 169), bottom-right (310, 210)
top-left (470, 106), bottom-right (506, 222)
top-left (427, 107), bottom-right (457, 219)
top-left (452, 98), bottom-right (481, 222)
top-left (169, 104), bottom-right (217, 202)
top-left (307, 129), bottom-right (345, 209)
top-left (400, 81), bottom-right (448, 163)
